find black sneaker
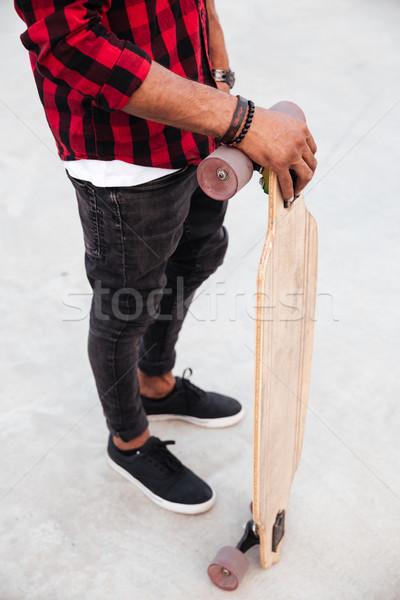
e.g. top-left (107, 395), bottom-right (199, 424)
top-left (106, 435), bottom-right (215, 514)
top-left (141, 369), bottom-right (244, 428)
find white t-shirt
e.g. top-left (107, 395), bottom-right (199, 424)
top-left (65, 159), bottom-right (178, 187)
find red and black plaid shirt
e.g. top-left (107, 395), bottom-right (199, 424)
top-left (15, 0), bottom-right (217, 168)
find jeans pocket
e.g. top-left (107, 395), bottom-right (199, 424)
top-left (72, 178), bottom-right (104, 260)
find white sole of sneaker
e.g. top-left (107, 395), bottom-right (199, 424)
top-left (106, 454), bottom-right (216, 515)
top-left (147, 406), bottom-right (245, 428)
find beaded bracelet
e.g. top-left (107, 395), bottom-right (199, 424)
top-left (218, 95), bottom-right (248, 145)
top-left (229, 100), bottom-right (255, 146)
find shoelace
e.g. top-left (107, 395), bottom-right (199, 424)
top-left (181, 368), bottom-right (206, 400)
top-left (140, 439), bottom-right (184, 474)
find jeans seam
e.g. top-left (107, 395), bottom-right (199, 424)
top-left (110, 321), bottom-right (128, 428)
top-left (107, 188), bottom-right (127, 428)
top-left (110, 188), bottom-right (127, 288)
top-left (150, 294), bottom-right (178, 370)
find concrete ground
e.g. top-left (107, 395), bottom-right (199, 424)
top-left (1, 0), bottom-right (400, 598)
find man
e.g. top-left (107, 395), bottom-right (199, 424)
top-left (15, 0), bottom-right (317, 515)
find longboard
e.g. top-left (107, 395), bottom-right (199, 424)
top-left (254, 170), bottom-right (318, 569)
top-left (200, 102), bottom-right (318, 591)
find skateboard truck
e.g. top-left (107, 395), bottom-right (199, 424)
top-left (237, 519), bottom-right (260, 554)
top-left (236, 510), bottom-right (285, 554)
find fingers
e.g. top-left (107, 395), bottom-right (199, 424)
top-left (292, 162), bottom-right (314, 196)
top-left (303, 146), bottom-right (318, 173)
top-left (276, 137), bottom-right (317, 200)
top-left (278, 160), bottom-right (314, 201)
top-left (289, 130), bottom-right (317, 197)
top-left (277, 170), bottom-right (295, 202)
top-left (307, 131), bottom-right (317, 155)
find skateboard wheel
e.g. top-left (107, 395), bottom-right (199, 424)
top-left (208, 546), bottom-right (249, 591)
top-left (197, 146), bottom-right (253, 201)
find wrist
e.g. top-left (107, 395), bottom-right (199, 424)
top-left (238, 106), bottom-right (263, 161)
top-left (229, 100), bottom-right (255, 146)
top-left (216, 81), bottom-right (231, 94)
top-left (217, 96), bottom-right (255, 146)
top-left (218, 95), bottom-right (248, 144)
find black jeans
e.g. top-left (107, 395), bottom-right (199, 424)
top-left (67, 166), bottom-right (228, 441)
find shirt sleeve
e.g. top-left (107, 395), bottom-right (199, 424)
top-left (15, 0), bottom-right (152, 111)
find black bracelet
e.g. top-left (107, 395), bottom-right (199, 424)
top-left (218, 95), bottom-right (248, 145)
top-left (229, 100), bottom-right (255, 146)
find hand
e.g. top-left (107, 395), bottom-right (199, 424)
top-left (240, 107), bottom-right (317, 201)
top-left (216, 81), bottom-right (231, 94)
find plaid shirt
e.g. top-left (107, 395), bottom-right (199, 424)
top-left (15, 0), bottom-right (217, 168)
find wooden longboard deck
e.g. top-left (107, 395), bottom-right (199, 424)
top-left (253, 171), bottom-right (318, 569)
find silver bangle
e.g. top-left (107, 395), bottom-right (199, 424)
top-left (212, 68), bottom-right (235, 89)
